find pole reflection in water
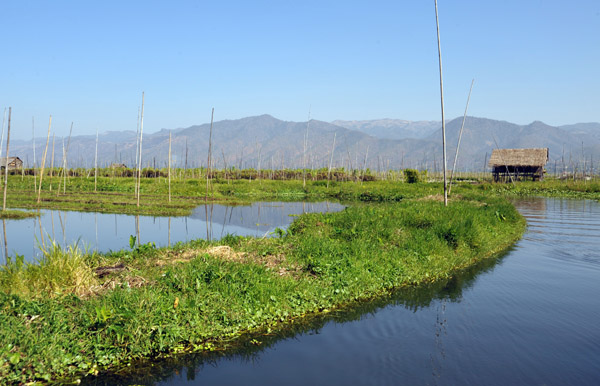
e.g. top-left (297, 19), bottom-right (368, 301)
top-left (2, 219), bottom-right (7, 265)
top-left (79, 198), bottom-right (600, 386)
top-left (0, 201), bottom-right (344, 263)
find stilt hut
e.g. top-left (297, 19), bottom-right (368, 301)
top-left (488, 148), bottom-right (548, 182)
top-left (1, 157), bottom-right (23, 171)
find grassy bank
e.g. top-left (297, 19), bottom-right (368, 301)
top-left (0, 189), bottom-right (525, 383)
top-left (459, 179), bottom-right (600, 200)
top-left (0, 209), bottom-right (40, 220)
top-left (3, 175), bottom-right (423, 216)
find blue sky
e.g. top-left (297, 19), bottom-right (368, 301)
top-left (1, 0), bottom-right (599, 139)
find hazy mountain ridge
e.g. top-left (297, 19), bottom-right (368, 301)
top-left (332, 119), bottom-right (440, 140)
top-left (7, 115), bottom-right (600, 172)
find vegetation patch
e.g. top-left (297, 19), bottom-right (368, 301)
top-left (0, 209), bottom-right (40, 219)
top-left (0, 182), bottom-right (525, 383)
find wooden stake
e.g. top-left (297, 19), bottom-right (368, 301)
top-left (168, 131), bottom-right (172, 203)
top-left (32, 117), bottom-right (37, 193)
top-left (94, 129), bottom-right (99, 192)
top-left (206, 108), bottom-right (214, 196)
top-left (134, 106), bottom-right (140, 196)
top-left (303, 108), bottom-right (310, 188)
top-left (137, 92), bottom-right (145, 208)
top-left (49, 134), bottom-right (55, 190)
top-left (57, 123), bottom-right (73, 196)
top-left (3, 108), bottom-right (11, 211)
top-left (0, 109), bottom-right (6, 186)
top-left (37, 115), bottom-right (52, 203)
top-left (449, 79), bottom-right (475, 195)
top-left (434, 0), bottom-right (448, 206)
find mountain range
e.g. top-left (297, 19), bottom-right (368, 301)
top-left (7, 115), bottom-right (600, 172)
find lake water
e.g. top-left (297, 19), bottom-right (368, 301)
top-left (0, 201), bottom-right (344, 263)
top-left (84, 198), bottom-right (600, 385)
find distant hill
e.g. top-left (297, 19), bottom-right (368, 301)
top-left (7, 114), bottom-right (600, 172)
top-left (331, 119), bottom-right (439, 140)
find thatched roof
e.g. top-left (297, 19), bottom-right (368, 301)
top-left (488, 148), bottom-right (548, 167)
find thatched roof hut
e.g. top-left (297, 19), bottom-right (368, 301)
top-left (1, 156), bottom-right (23, 170)
top-left (488, 148), bottom-right (548, 182)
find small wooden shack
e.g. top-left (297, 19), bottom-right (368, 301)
top-left (1, 157), bottom-right (23, 171)
top-left (488, 148), bottom-right (548, 182)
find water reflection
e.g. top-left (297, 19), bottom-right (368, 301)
top-left (83, 198), bottom-right (600, 385)
top-left (82, 249), bottom-right (509, 386)
top-left (0, 201), bottom-right (344, 263)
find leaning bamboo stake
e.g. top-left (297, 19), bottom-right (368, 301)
top-left (434, 0), bottom-right (448, 206)
top-left (37, 115), bottom-right (52, 203)
top-left (57, 123), bottom-right (73, 196)
top-left (168, 131), bottom-right (172, 203)
top-left (449, 79), bottom-right (475, 195)
top-left (49, 134), bottom-right (55, 191)
top-left (137, 92), bottom-right (145, 208)
top-left (491, 131), bottom-right (515, 185)
top-left (3, 108), bottom-right (11, 211)
top-left (94, 129), bottom-right (99, 192)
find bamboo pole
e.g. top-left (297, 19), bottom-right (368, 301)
top-left (449, 79), bottom-right (475, 195)
top-left (134, 107), bottom-right (140, 196)
top-left (57, 123), bottom-right (73, 196)
top-left (327, 132), bottom-right (336, 188)
top-left (137, 92), bottom-right (145, 208)
top-left (94, 129), bottom-right (99, 192)
top-left (434, 0), bottom-right (448, 206)
top-left (0, 108), bottom-right (6, 186)
top-left (206, 108), bottom-right (214, 196)
top-left (168, 131), bottom-right (172, 203)
top-left (303, 108), bottom-right (310, 188)
top-left (32, 117), bottom-right (37, 193)
top-left (37, 115), bottom-right (52, 203)
top-left (3, 108), bottom-right (11, 211)
top-left (49, 134), bottom-right (55, 191)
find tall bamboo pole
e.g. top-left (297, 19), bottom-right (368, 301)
top-left (303, 108), bottom-right (310, 188)
top-left (434, 0), bottom-right (448, 206)
top-left (327, 132), bottom-right (336, 189)
top-left (94, 129), bottom-right (99, 192)
top-left (49, 134), bottom-right (55, 190)
top-left (168, 131), bottom-right (172, 203)
top-left (449, 79), bottom-right (475, 195)
top-left (206, 108), bottom-right (214, 196)
top-left (3, 108), bottom-right (11, 211)
top-left (134, 106), bottom-right (140, 196)
top-left (0, 108), bottom-right (6, 186)
top-left (32, 117), bottom-right (37, 193)
top-left (37, 115), bottom-right (52, 203)
top-left (137, 92), bottom-right (145, 208)
top-left (57, 123), bottom-right (73, 196)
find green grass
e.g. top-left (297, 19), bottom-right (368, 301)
top-left (0, 209), bottom-right (40, 219)
top-left (0, 183), bottom-right (525, 383)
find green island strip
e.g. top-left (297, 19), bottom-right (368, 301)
top-left (0, 176), bottom-right (528, 384)
top-left (0, 209), bottom-right (40, 220)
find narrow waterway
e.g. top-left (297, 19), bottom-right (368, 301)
top-left (0, 201), bottom-right (344, 263)
top-left (86, 198), bottom-right (600, 385)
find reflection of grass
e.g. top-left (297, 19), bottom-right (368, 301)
top-left (0, 188), bottom-right (525, 383)
top-left (0, 209), bottom-right (40, 219)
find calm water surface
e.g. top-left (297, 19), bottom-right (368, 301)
top-left (87, 198), bottom-right (600, 385)
top-left (1, 201), bottom-right (344, 263)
